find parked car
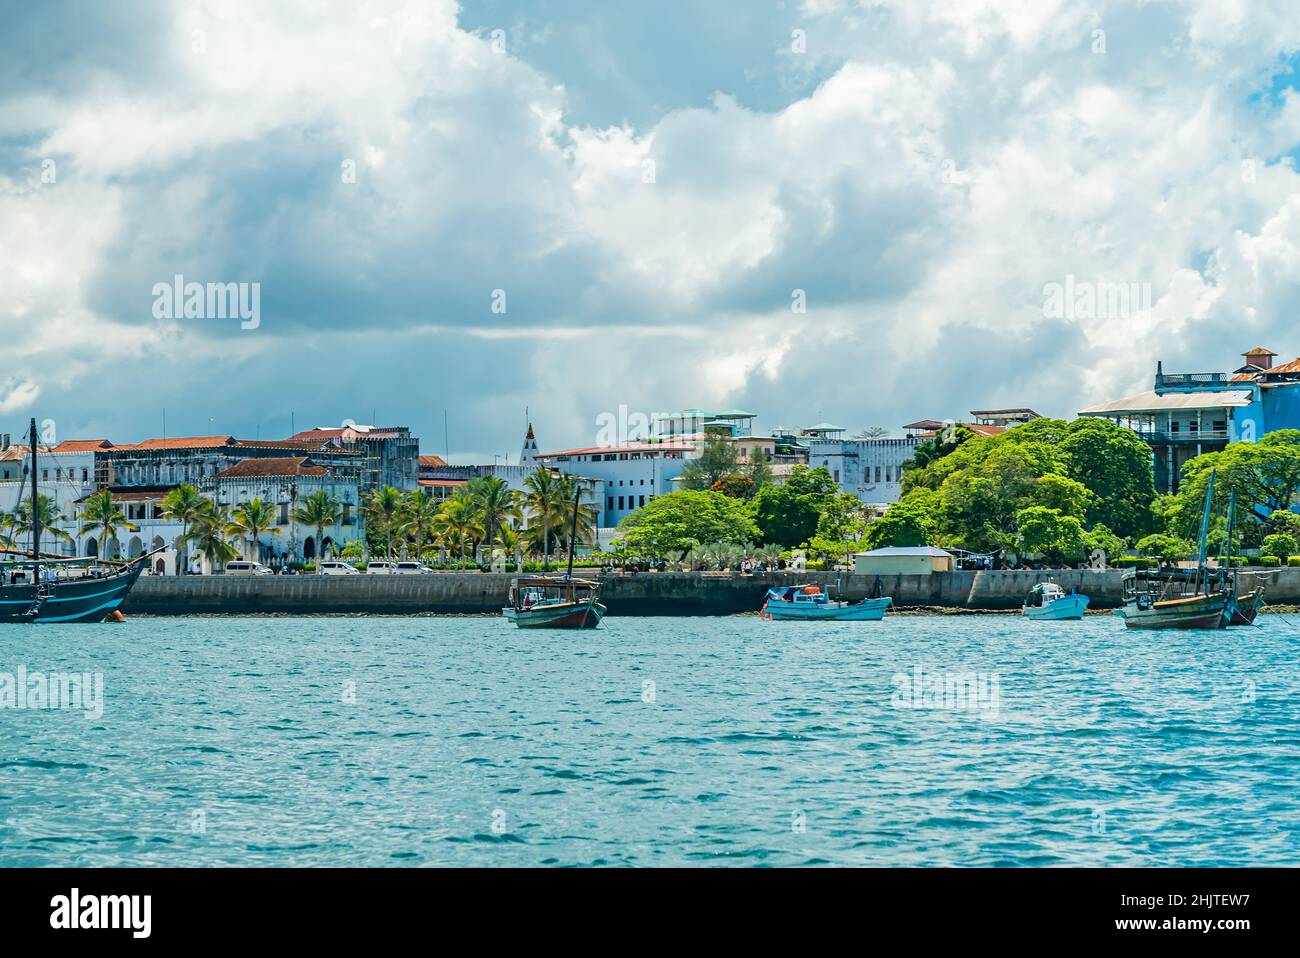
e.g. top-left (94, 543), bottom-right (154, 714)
top-left (224, 561), bottom-right (274, 576)
top-left (394, 561), bottom-right (434, 574)
top-left (364, 561), bottom-right (397, 575)
top-left (318, 561), bottom-right (360, 575)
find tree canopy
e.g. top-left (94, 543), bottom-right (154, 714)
top-left (616, 490), bottom-right (757, 558)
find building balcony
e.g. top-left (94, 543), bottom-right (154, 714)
top-left (1154, 371), bottom-right (1229, 391)
top-left (1132, 430), bottom-right (1231, 444)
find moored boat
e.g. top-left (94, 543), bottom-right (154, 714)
top-left (503, 478), bottom-right (604, 628)
top-left (1022, 581), bottom-right (1089, 621)
top-left (761, 584), bottom-right (892, 621)
top-left (504, 575), bottom-right (605, 628)
top-left (1, 418), bottom-right (152, 624)
top-left (1226, 587), bottom-right (1266, 626)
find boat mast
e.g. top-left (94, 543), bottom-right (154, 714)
top-left (564, 481), bottom-right (582, 583)
top-left (1194, 470), bottom-right (1216, 595)
top-left (28, 417), bottom-right (39, 581)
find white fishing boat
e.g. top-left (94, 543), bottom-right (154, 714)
top-left (761, 584), bottom-right (892, 621)
top-left (1022, 581), bottom-right (1089, 621)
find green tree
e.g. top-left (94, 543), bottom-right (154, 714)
top-left (750, 465), bottom-right (838, 547)
top-left (679, 436), bottom-right (740, 491)
top-left (11, 494), bottom-right (75, 553)
top-left (400, 491), bottom-right (442, 561)
top-left (159, 484), bottom-right (207, 575)
top-left (75, 491), bottom-right (136, 559)
top-left (1057, 417), bottom-right (1157, 536)
top-left (179, 500), bottom-right (240, 571)
top-left (434, 493), bottom-right (483, 562)
top-left (864, 493), bottom-right (935, 550)
top-left (522, 467), bottom-right (564, 569)
top-left (1015, 506), bottom-right (1086, 564)
top-left (292, 490), bottom-right (342, 572)
top-left (361, 485), bottom-right (406, 558)
top-left (1134, 533), bottom-right (1194, 567)
top-left (227, 497), bottom-right (280, 563)
top-left (617, 490), bottom-right (757, 559)
top-left (465, 476), bottom-right (520, 559)
top-left (1261, 532), bottom-right (1298, 560)
top-left (746, 447), bottom-right (775, 493)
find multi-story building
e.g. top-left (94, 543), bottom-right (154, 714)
top-left (201, 457), bottom-right (362, 565)
top-left (535, 440), bottom-right (686, 527)
top-left (809, 433), bottom-right (923, 507)
top-left (1079, 346), bottom-right (1300, 493)
top-left (285, 423), bottom-right (420, 491)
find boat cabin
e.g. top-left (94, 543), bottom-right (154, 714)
top-left (764, 585), bottom-right (830, 606)
top-left (508, 575), bottom-right (600, 612)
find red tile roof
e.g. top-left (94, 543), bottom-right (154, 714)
top-left (1244, 346), bottom-right (1277, 356)
top-left (112, 436), bottom-right (235, 451)
top-left (216, 457), bottom-right (328, 478)
top-left (53, 439), bottom-right (112, 452)
top-left (1259, 357), bottom-right (1300, 375)
top-left (419, 454), bottom-right (448, 468)
top-left (419, 478), bottom-right (466, 487)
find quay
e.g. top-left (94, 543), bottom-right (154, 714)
top-left (118, 568), bottom-right (1295, 616)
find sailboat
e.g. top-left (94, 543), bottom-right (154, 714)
top-left (1221, 489), bottom-right (1266, 626)
top-left (503, 481), bottom-right (606, 628)
top-left (0, 418), bottom-right (151, 623)
top-left (1118, 471), bottom-right (1251, 630)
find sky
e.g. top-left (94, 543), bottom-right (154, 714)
top-left (5, 0), bottom-right (1300, 462)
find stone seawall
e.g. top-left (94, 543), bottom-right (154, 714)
top-left (118, 567), bottom-right (1294, 616)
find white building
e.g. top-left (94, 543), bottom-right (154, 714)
top-left (0, 439), bottom-right (109, 556)
top-left (535, 441), bottom-right (688, 527)
top-left (809, 435), bottom-right (923, 507)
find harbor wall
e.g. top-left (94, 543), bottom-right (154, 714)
top-left (118, 567), bottom-right (1293, 616)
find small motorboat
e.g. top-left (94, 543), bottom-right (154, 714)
top-left (1022, 581), bottom-right (1089, 621)
top-left (760, 584), bottom-right (892, 621)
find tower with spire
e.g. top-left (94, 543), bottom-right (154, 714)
top-left (520, 423), bottom-right (538, 468)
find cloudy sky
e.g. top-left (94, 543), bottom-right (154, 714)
top-left (4, 0), bottom-right (1300, 461)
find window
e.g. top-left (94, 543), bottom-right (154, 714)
top-left (834, 470), bottom-right (840, 482)
top-left (639, 496), bottom-right (645, 507)
top-left (618, 496), bottom-right (625, 510)
top-left (42, 469), bottom-right (48, 481)
top-left (607, 497), bottom-right (614, 510)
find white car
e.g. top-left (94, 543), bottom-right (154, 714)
top-left (364, 561), bottom-right (397, 574)
top-left (224, 561), bottom-right (274, 576)
top-left (393, 561), bottom-right (434, 574)
top-left (318, 561), bottom-right (360, 575)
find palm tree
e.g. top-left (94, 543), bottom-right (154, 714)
top-left (523, 467), bottom-right (564, 570)
top-left (77, 490), bottom-right (139, 562)
top-left (180, 500), bottom-right (239, 572)
top-left (0, 510), bottom-right (18, 552)
top-left (400, 491), bottom-right (442, 562)
top-left (11, 494), bottom-right (75, 555)
top-left (291, 489), bottom-right (342, 572)
top-left (159, 483), bottom-right (207, 574)
top-left (436, 493), bottom-right (483, 563)
top-left (361, 485), bottom-right (405, 559)
top-left (227, 497), bottom-right (280, 563)
top-left (553, 475), bottom-right (597, 558)
top-left (467, 476), bottom-right (520, 562)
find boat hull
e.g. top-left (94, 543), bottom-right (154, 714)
top-left (0, 563), bottom-right (145, 624)
top-left (503, 599), bottom-right (606, 629)
top-left (1226, 588), bottom-right (1265, 627)
top-left (1122, 592), bottom-right (1229, 630)
top-left (1023, 594), bottom-right (1089, 621)
top-left (765, 597), bottom-right (892, 621)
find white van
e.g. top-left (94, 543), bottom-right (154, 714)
top-left (394, 561), bottom-right (434, 574)
top-left (318, 561), bottom-right (360, 575)
top-left (365, 561), bottom-right (397, 575)
top-left (225, 561), bottom-right (274, 576)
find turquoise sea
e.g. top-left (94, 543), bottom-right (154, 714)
top-left (1, 614), bottom-right (1297, 867)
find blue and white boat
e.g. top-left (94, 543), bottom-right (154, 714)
top-left (761, 584), bottom-right (892, 621)
top-left (1022, 581), bottom-right (1089, 621)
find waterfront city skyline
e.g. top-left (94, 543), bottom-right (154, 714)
top-left (8, 2), bottom-right (1300, 462)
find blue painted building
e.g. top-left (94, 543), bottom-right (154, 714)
top-left (1079, 347), bottom-right (1300, 493)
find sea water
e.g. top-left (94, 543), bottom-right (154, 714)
top-left (1, 614), bottom-right (1297, 866)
